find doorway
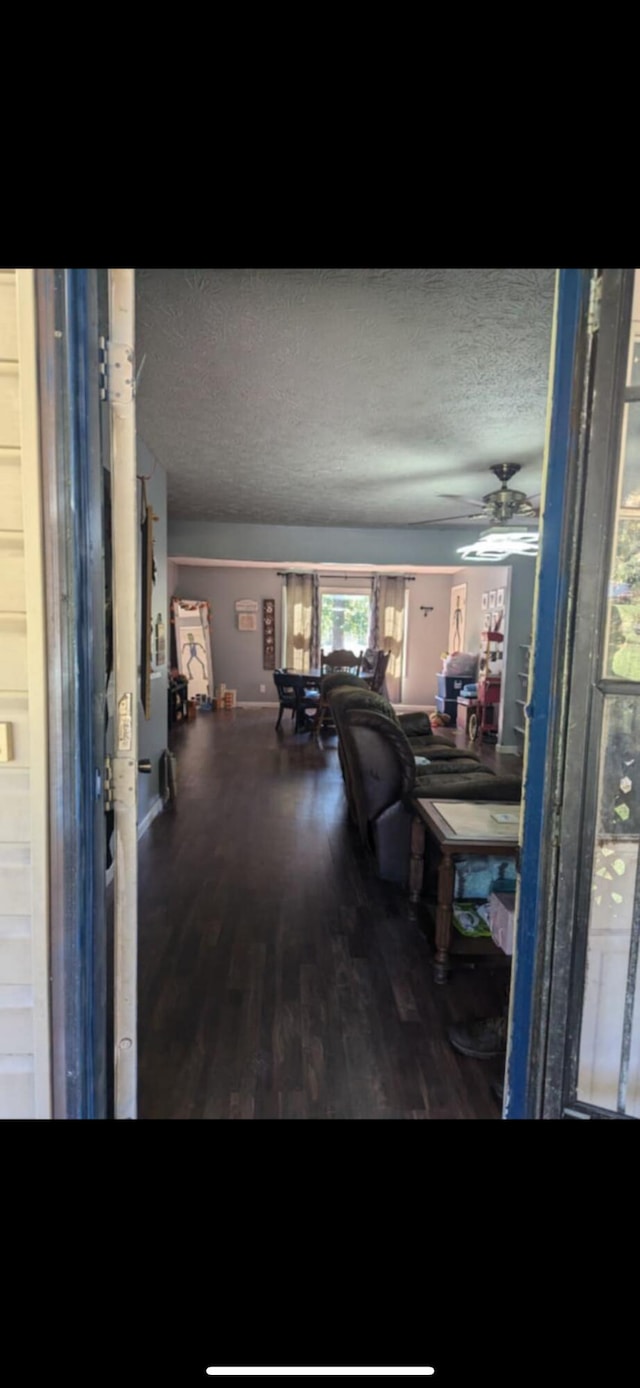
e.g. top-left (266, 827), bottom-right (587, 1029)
top-left (38, 266), bottom-right (640, 1120)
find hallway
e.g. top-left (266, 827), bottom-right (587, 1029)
top-left (137, 709), bottom-right (506, 1118)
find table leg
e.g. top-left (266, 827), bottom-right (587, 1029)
top-left (434, 851), bottom-right (455, 983)
top-left (409, 815), bottom-right (426, 921)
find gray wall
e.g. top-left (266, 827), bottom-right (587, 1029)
top-left (169, 519), bottom-right (488, 567)
top-left (168, 523), bottom-right (537, 729)
top-left (137, 438), bottom-right (168, 823)
top-left (458, 565), bottom-right (509, 657)
top-left (167, 558), bottom-right (179, 617)
top-left (174, 566), bottom-right (283, 704)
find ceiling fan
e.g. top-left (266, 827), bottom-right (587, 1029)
top-left (408, 463), bottom-right (540, 527)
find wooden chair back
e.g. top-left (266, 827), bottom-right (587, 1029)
top-left (320, 648), bottom-right (363, 675)
top-left (370, 649), bottom-right (391, 693)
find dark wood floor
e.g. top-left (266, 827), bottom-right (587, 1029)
top-left (137, 708), bottom-right (509, 1119)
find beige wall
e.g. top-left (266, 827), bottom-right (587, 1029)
top-left (0, 270), bottom-right (50, 1117)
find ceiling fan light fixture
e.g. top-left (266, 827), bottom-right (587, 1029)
top-left (456, 528), bottom-right (539, 561)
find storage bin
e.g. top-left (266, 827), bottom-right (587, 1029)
top-left (437, 673), bottom-right (466, 700)
top-left (435, 694), bottom-right (458, 721)
top-left (224, 689), bottom-right (236, 709)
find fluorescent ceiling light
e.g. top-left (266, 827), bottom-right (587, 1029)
top-left (457, 528), bottom-right (539, 561)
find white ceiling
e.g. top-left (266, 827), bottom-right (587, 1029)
top-left (136, 268), bottom-right (555, 529)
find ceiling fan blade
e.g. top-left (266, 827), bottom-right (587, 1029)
top-left (437, 494), bottom-right (487, 507)
top-left (405, 511), bottom-right (489, 527)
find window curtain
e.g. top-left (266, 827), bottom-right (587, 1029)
top-left (368, 575), bottom-right (380, 650)
top-left (311, 573), bottom-right (320, 669)
top-left (285, 573), bottom-right (320, 672)
top-left (376, 575), bottom-right (407, 702)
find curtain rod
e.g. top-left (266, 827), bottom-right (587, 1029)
top-left (276, 571), bottom-right (416, 580)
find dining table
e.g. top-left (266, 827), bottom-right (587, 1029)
top-left (286, 668), bottom-right (375, 733)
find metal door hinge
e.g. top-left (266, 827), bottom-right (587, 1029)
top-left (588, 275), bottom-right (602, 335)
top-left (104, 756), bottom-right (114, 813)
top-left (99, 336), bottom-right (135, 403)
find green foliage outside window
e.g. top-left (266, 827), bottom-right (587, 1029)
top-left (321, 594), bottom-right (370, 653)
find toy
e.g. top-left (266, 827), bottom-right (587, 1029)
top-left (430, 711), bottom-right (452, 728)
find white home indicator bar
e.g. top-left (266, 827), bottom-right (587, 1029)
top-left (206, 1371), bottom-right (435, 1378)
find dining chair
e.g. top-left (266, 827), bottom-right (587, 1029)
top-left (273, 670), bottom-right (321, 732)
top-left (320, 648), bottom-right (363, 676)
top-left (273, 670), bottom-right (298, 729)
top-left (369, 649), bottom-right (391, 693)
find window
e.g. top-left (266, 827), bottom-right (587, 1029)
top-left (320, 591), bottom-right (370, 653)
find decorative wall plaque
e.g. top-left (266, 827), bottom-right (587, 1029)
top-left (263, 597), bottom-right (276, 670)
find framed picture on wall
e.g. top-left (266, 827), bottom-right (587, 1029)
top-left (481, 592), bottom-right (489, 611)
top-left (482, 613), bottom-right (491, 631)
top-left (263, 597), bottom-right (276, 669)
top-left (448, 582), bottom-right (467, 654)
top-left (496, 587), bottom-right (505, 610)
top-left (489, 590), bottom-right (496, 609)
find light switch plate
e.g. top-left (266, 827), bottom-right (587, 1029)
top-left (0, 723), bottom-right (13, 762)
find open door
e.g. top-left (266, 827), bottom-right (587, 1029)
top-left (507, 268), bottom-right (640, 1119)
top-left (37, 269), bottom-right (115, 1118)
top-left (105, 270), bottom-right (139, 1120)
top-left (39, 268), bottom-right (140, 1119)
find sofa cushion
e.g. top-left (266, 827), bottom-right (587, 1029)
top-left (413, 758), bottom-right (486, 777)
top-left (409, 742), bottom-right (480, 760)
top-left (398, 711), bottom-right (433, 736)
top-left (411, 770), bottom-right (522, 804)
top-left (321, 672), bottom-right (369, 697)
top-left (329, 686), bottom-right (399, 723)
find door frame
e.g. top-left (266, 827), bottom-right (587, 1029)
top-left (505, 267), bottom-right (603, 1119)
top-left (37, 268), bottom-right (109, 1119)
top-left (539, 269), bottom-right (636, 1118)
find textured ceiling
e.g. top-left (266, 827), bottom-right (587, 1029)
top-left (135, 268), bottom-right (555, 528)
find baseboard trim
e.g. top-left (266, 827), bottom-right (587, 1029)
top-left (105, 793), bottom-right (165, 887)
top-left (236, 700), bottom-right (278, 708)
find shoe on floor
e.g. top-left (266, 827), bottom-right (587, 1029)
top-left (447, 1013), bottom-right (507, 1059)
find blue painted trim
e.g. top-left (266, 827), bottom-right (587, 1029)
top-left (505, 269), bottom-right (592, 1120)
top-left (63, 268), bottom-right (101, 1118)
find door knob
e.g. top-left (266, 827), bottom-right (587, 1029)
top-left (138, 759), bottom-right (152, 773)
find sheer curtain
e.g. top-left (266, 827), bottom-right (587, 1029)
top-left (368, 576), bottom-right (380, 651)
top-left (371, 575), bottom-right (406, 702)
top-left (285, 573), bottom-right (320, 671)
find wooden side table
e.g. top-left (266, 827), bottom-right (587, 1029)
top-left (409, 799), bottom-right (520, 982)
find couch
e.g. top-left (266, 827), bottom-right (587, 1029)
top-left (323, 678), bottom-right (522, 885)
